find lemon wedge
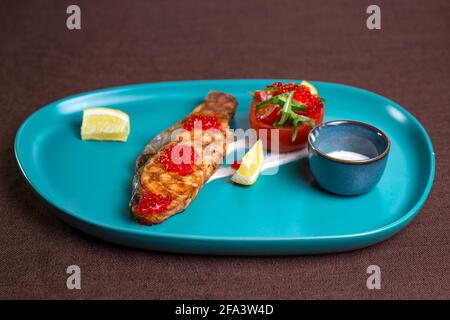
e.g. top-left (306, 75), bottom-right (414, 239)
top-left (231, 140), bottom-right (264, 186)
top-left (81, 108), bottom-right (130, 142)
top-left (301, 80), bottom-right (318, 96)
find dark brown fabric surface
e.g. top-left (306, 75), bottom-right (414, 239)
top-left (0, 0), bottom-right (449, 299)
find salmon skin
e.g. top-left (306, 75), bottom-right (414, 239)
top-left (130, 91), bottom-right (238, 225)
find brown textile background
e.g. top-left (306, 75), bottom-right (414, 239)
top-left (0, 0), bottom-right (449, 299)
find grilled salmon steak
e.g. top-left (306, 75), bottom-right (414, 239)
top-left (130, 91), bottom-right (238, 224)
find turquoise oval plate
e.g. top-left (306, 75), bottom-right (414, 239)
top-left (15, 80), bottom-right (435, 255)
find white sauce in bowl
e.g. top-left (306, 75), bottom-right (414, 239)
top-left (327, 150), bottom-right (370, 161)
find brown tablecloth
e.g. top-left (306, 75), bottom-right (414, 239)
top-left (0, 0), bottom-right (448, 299)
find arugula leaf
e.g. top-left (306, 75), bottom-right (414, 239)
top-left (292, 125), bottom-right (299, 141)
top-left (291, 104), bottom-right (307, 112)
top-left (256, 96), bottom-right (276, 108)
top-left (290, 114), bottom-right (315, 141)
top-left (256, 92), bottom-right (307, 111)
top-left (275, 91), bottom-right (295, 126)
top-left (293, 114), bottom-right (315, 129)
top-left (267, 91), bottom-right (315, 141)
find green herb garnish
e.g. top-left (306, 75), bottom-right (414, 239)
top-left (256, 93), bottom-right (307, 111)
top-left (271, 91), bottom-right (315, 141)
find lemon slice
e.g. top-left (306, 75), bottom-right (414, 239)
top-left (231, 140), bottom-right (264, 186)
top-left (81, 108), bottom-right (130, 142)
top-left (301, 80), bottom-right (318, 96)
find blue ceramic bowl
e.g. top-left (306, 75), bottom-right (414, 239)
top-left (308, 120), bottom-right (390, 196)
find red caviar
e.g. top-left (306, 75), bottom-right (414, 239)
top-left (136, 192), bottom-right (172, 215)
top-left (231, 160), bottom-right (241, 170)
top-left (293, 85), bottom-right (323, 120)
top-left (160, 144), bottom-right (195, 176)
top-left (183, 114), bottom-right (220, 131)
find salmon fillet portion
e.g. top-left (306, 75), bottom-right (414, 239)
top-left (130, 91), bottom-right (238, 224)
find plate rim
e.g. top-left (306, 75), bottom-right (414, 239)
top-left (14, 79), bottom-right (436, 242)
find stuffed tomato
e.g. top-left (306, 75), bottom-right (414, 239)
top-left (249, 81), bottom-right (325, 153)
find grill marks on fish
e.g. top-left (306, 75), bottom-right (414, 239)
top-left (130, 91), bottom-right (237, 225)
